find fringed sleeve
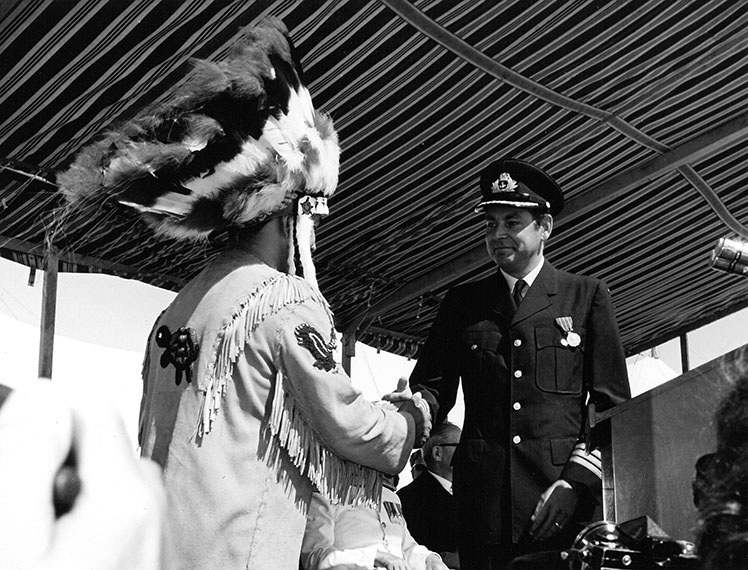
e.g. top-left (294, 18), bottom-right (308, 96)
top-left (192, 272), bottom-right (413, 508)
top-left (267, 284), bottom-right (415, 507)
top-left (197, 274), bottom-right (320, 437)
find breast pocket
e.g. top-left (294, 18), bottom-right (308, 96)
top-left (461, 327), bottom-right (503, 377)
top-left (534, 326), bottom-right (585, 394)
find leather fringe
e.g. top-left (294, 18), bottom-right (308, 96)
top-left (266, 367), bottom-right (383, 508)
top-left (198, 274), bottom-right (330, 436)
top-left (194, 271), bottom-right (381, 507)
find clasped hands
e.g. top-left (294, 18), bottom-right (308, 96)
top-left (381, 377), bottom-right (432, 446)
top-left (529, 479), bottom-right (579, 542)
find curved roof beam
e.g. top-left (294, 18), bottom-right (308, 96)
top-left (678, 164), bottom-right (748, 239)
top-left (380, 0), bottom-right (669, 152)
top-left (342, 111), bottom-right (748, 336)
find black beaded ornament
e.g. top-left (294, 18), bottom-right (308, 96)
top-left (156, 325), bottom-right (199, 385)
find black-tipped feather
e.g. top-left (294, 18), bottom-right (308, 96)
top-left (58, 17), bottom-right (339, 241)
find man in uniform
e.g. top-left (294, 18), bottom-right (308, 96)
top-left (58, 19), bottom-right (428, 569)
top-left (405, 158), bottom-right (630, 569)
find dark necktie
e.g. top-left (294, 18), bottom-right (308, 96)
top-left (512, 279), bottom-right (527, 306)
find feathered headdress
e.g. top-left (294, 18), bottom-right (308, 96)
top-left (57, 17), bottom-right (338, 288)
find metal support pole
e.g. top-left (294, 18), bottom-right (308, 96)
top-left (679, 333), bottom-right (690, 374)
top-left (342, 332), bottom-right (356, 377)
top-left (38, 249), bottom-right (58, 379)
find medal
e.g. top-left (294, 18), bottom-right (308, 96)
top-left (566, 331), bottom-right (581, 347)
top-left (555, 316), bottom-right (581, 348)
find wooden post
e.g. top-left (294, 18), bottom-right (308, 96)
top-left (38, 249), bottom-right (58, 379)
top-left (679, 333), bottom-right (690, 374)
top-left (342, 332), bottom-right (356, 377)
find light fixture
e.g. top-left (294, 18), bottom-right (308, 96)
top-left (710, 236), bottom-right (748, 276)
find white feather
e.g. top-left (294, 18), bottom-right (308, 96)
top-left (182, 138), bottom-right (274, 196)
top-left (183, 136), bottom-right (209, 153)
top-left (304, 133), bottom-right (340, 194)
top-left (260, 84), bottom-right (316, 173)
top-left (232, 182), bottom-right (290, 225)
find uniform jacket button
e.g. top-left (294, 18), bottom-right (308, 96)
top-left (514, 370), bottom-right (522, 378)
top-left (513, 339), bottom-right (522, 347)
top-left (513, 435), bottom-right (521, 444)
top-left (512, 402), bottom-right (521, 411)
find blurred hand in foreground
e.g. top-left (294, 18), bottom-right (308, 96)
top-left (0, 380), bottom-right (166, 570)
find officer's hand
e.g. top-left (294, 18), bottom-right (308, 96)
top-left (375, 550), bottom-right (411, 570)
top-left (529, 480), bottom-right (578, 542)
top-left (382, 377), bottom-right (413, 402)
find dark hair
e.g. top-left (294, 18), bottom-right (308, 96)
top-left (226, 217), bottom-right (272, 245)
top-left (531, 208), bottom-right (551, 224)
top-left (695, 354), bottom-right (748, 570)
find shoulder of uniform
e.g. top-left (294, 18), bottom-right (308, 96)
top-left (451, 273), bottom-right (500, 296)
top-left (555, 267), bottom-right (601, 288)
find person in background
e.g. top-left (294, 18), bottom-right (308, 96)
top-left (57, 18), bottom-right (428, 570)
top-left (302, 475), bottom-right (452, 570)
top-left (0, 380), bottom-right (166, 570)
top-left (695, 355), bottom-right (748, 570)
top-left (390, 158), bottom-right (630, 569)
top-left (409, 448), bottom-right (428, 480)
top-left (399, 422), bottom-right (462, 569)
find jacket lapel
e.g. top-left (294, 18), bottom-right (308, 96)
top-left (512, 261), bottom-right (557, 325)
top-left (489, 272), bottom-right (515, 322)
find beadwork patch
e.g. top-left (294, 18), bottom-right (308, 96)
top-left (295, 323), bottom-right (336, 372)
top-left (156, 325), bottom-right (199, 385)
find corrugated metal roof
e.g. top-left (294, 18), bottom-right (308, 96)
top-left (1, 0), bottom-right (747, 359)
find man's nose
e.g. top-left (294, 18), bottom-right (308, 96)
top-left (489, 224), bottom-right (507, 238)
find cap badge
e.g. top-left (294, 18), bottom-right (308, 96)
top-left (555, 316), bottom-right (581, 347)
top-left (491, 172), bottom-right (518, 194)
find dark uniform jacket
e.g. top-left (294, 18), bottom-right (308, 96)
top-left (410, 261), bottom-right (630, 546)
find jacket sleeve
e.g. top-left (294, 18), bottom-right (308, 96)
top-left (561, 280), bottom-right (631, 490)
top-left (408, 289), bottom-right (461, 428)
top-left (584, 280), bottom-right (631, 412)
top-left (277, 297), bottom-right (415, 475)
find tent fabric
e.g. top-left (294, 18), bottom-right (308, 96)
top-left (1, 0), bottom-right (748, 359)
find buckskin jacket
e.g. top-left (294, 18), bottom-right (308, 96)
top-left (410, 261), bottom-right (630, 547)
top-left (139, 249), bottom-right (415, 570)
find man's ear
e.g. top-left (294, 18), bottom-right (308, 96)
top-left (430, 445), bottom-right (441, 462)
top-left (540, 214), bottom-right (553, 241)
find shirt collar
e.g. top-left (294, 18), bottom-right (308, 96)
top-left (428, 470), bottom-right (453, 495)
top-left (500, 256), bottom-right (544, 292)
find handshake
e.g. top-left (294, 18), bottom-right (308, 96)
top-left (382, 377), bottom-right (432, 446)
